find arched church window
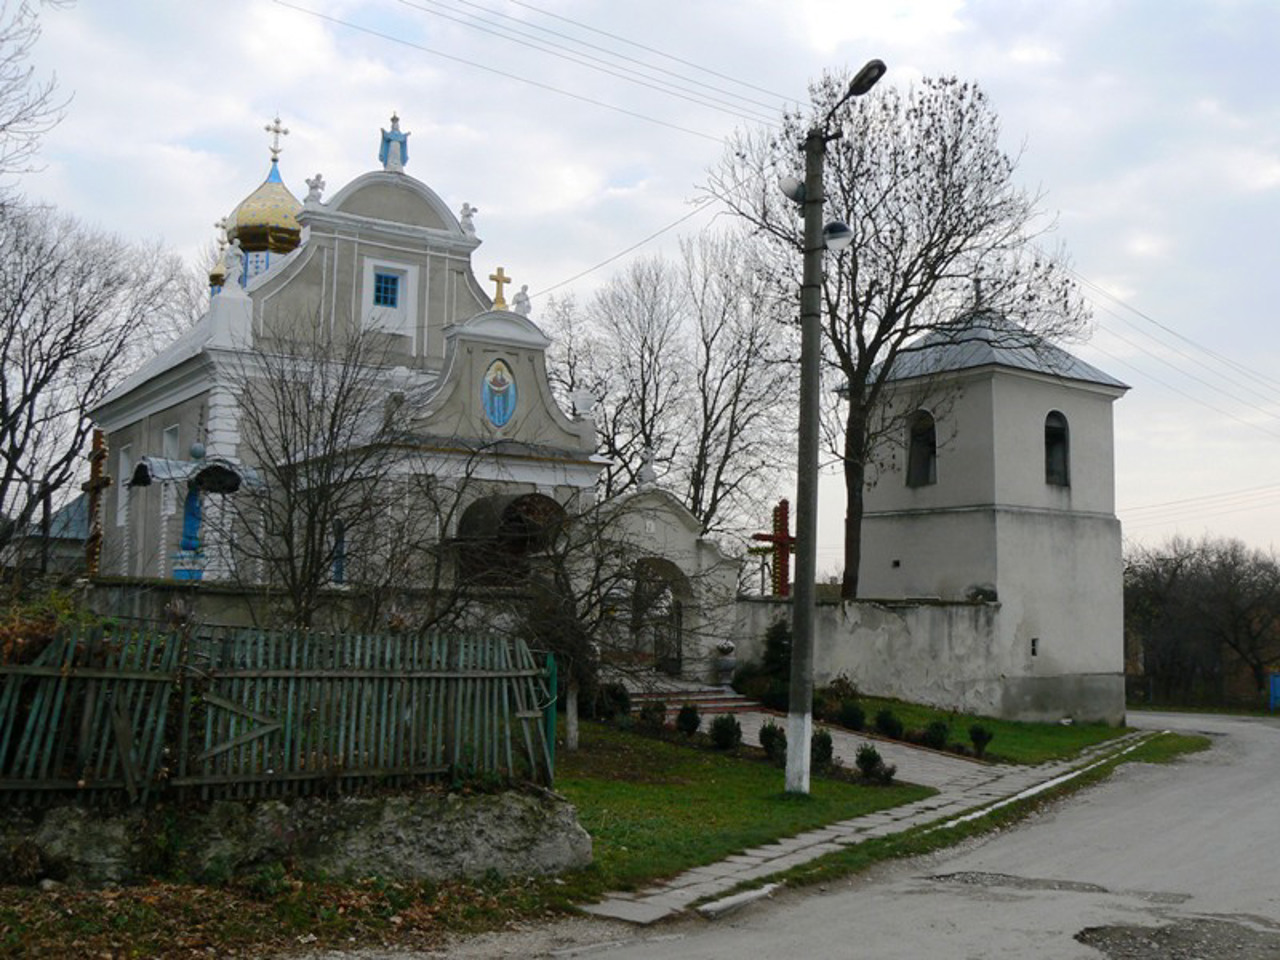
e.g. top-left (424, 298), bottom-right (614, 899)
top-left (906, 411), bottom-right (937, 488)
top-left (1045, 411), bottom-right (1070, 487)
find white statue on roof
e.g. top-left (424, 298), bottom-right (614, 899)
top-left (512, 284), bottom-right (531, 317)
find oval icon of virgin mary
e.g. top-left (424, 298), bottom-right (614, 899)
top-left (482, 358), bottom-right (517, 428)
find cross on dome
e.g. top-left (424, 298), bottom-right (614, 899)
top-left (264, 116), bottom-right (289, 162)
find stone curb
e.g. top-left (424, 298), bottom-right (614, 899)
top-left (696, 883), bottom-right (781, 919)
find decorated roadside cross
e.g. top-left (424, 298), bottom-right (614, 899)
top-left (751, 498), bottom-right (796, 597)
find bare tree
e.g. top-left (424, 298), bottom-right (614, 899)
top-left (709, 72), bottom-right (1089, 597)
top-left (223, 317), bottom-right (419, 628)
top-left (1125, 535), bottom-right (1280, 705)
top-left (0, 205), bottom-right (180, 558)
top-left (0, 0), bottom-right (68, 193)
top-left (544, 230), bottom-right (795, 540)
top-left (1194, 538), bottom-right (1280, 698)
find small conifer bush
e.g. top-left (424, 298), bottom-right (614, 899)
top-left (969, 723), bottom-right (995, 759)
top-left (874, 708), bottom-right (904, 740)
top-left (710, 714), bottom-right (742, 750)
top-left (676, 703), bottom-right (700, 738)
top-left (759, 719), bottom-right (787, 765)
top-left (922, 719), bottom-right (950, 751)
top-left (811, 727), bottom-right (834, 770)
top-left (837, 699), bottom-right (865, 731)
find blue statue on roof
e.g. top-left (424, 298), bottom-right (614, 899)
top-left (379, 113), bottom-right (410, 172)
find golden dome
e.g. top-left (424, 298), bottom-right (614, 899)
top-left (226, 159), bottom-right (302, 255)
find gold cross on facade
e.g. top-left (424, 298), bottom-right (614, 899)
top-left (489, 267), bottom-right (512, 310)
top-left (265, 115), bottom-right (289, 161)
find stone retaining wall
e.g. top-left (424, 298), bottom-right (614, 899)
top-left (0, 789), bottom-right (591, 887)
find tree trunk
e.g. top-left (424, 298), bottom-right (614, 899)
top-left (841, 406), bottom-right (869, 600)
top-left (565, 675), bottom-right (580, 752)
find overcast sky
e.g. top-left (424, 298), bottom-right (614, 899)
top-left (23, 0), bottom-right (1280, 574)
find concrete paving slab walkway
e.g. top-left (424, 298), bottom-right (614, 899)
top-left (581, 715), bottom-right (1150, 926)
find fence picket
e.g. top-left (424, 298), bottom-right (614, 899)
top-left (0, 626), bottom-right (553, 804)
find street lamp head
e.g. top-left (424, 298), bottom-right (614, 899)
top-left (779, 175), bottom-right (806, 203)
top-left (847, 59), bottom-right (887, 98)
top-left (823, 221), bottom-right (854, 252)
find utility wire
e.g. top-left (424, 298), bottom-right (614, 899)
top-left (423, 0), bottom-right (790, 115)
top-left (503, 0), bottom-right (807, 105)
top-left (1093, 315), bottom-right (1280, 423)
top-left (1069, 264), bottom-right (1280, 396)
top-left (391, 0), bottom-right (780, 126)
top-left (1081, 341), bottom-right (1280, 442)
top-left (531, 199), bottom-right (717, 298)
top-left (273, 1), bottom-right (725, 143)
top-left (1126, 481), bottom-right (1280, 515)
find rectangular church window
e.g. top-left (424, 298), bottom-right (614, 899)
top-left (373, 271), bottom-right (400, 308)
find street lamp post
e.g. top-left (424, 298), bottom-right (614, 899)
top-left (785, 59), bottom-right (885, 795)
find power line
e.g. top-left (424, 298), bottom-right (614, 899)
top-left (531, 199), bottom-right (716, 298)
top-left (502, 0), bottom-right (807, 106)
top-left (425, 0), bottom-right (790, 116)
top-left (1077, 342), bottom-right (1280, 442)
top-left (1069, 265), bottom-right (1280, 396)
top-left (273, 1), bottom-right (726, 143)
top-left (390, 0), bottom-right (781, 126)
top-left (1125, 481), bottom-right (1280, 515)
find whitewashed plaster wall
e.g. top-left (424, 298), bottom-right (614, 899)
top-left (733, 598), bottom-right (1124, 724)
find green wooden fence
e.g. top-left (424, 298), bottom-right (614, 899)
top-left (0, 628), bottom-right (555, 805)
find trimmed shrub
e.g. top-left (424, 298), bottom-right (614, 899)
top-left (922, 720), bottom-right (950, 751)
top-left (811, 728), bottom-right (834, 770)
top-left (874, 708), bottom-right (904, 740)
top-left (969, 723), bottom-right (995, 759)
top-left (855, 743), bottom-right (896, 784)
top-left (855, 742), bottom-right (882, 778)
top-left (637, 700), bottom-right (667, 734)
top-left (676, 703), bottom-right (700, 738)
top-left (836, 699), bottom-right (865, 731)
top-left (710, 714), bottom-right (742, 750)
top-left (759, 720), bottom-right (787, 765)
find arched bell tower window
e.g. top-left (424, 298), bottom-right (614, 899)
top-left (1045, 411), bottom-right (1070, 487)
top-left (906, 410), bottom-right (937, 488)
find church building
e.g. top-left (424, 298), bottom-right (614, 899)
top-left (88, 115), bottom-right (737, 673)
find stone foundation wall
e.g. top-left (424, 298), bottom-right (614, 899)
top-left (0, 789), bottom-right (591, 887)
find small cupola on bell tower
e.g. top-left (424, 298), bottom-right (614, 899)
top-left (224, 116), bottom-right (302, 283)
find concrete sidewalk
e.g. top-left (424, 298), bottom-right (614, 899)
top-left (581, 717), bottom-right (1152, 925)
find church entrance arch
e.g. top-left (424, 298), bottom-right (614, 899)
top-left (456, 492), bottom-right (565, 585)
top-left (631, 558), bottom-right (692, 677)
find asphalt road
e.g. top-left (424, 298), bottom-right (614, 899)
top-left (425, 710), bottom-right (1280, 959)
top-left (319, 710), bottom-right (1280, 959)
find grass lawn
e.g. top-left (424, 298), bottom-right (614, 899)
top-left (556, 722), bottom-right (933, 891)
top-left (850, 695), bottom-right (1128, 764)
